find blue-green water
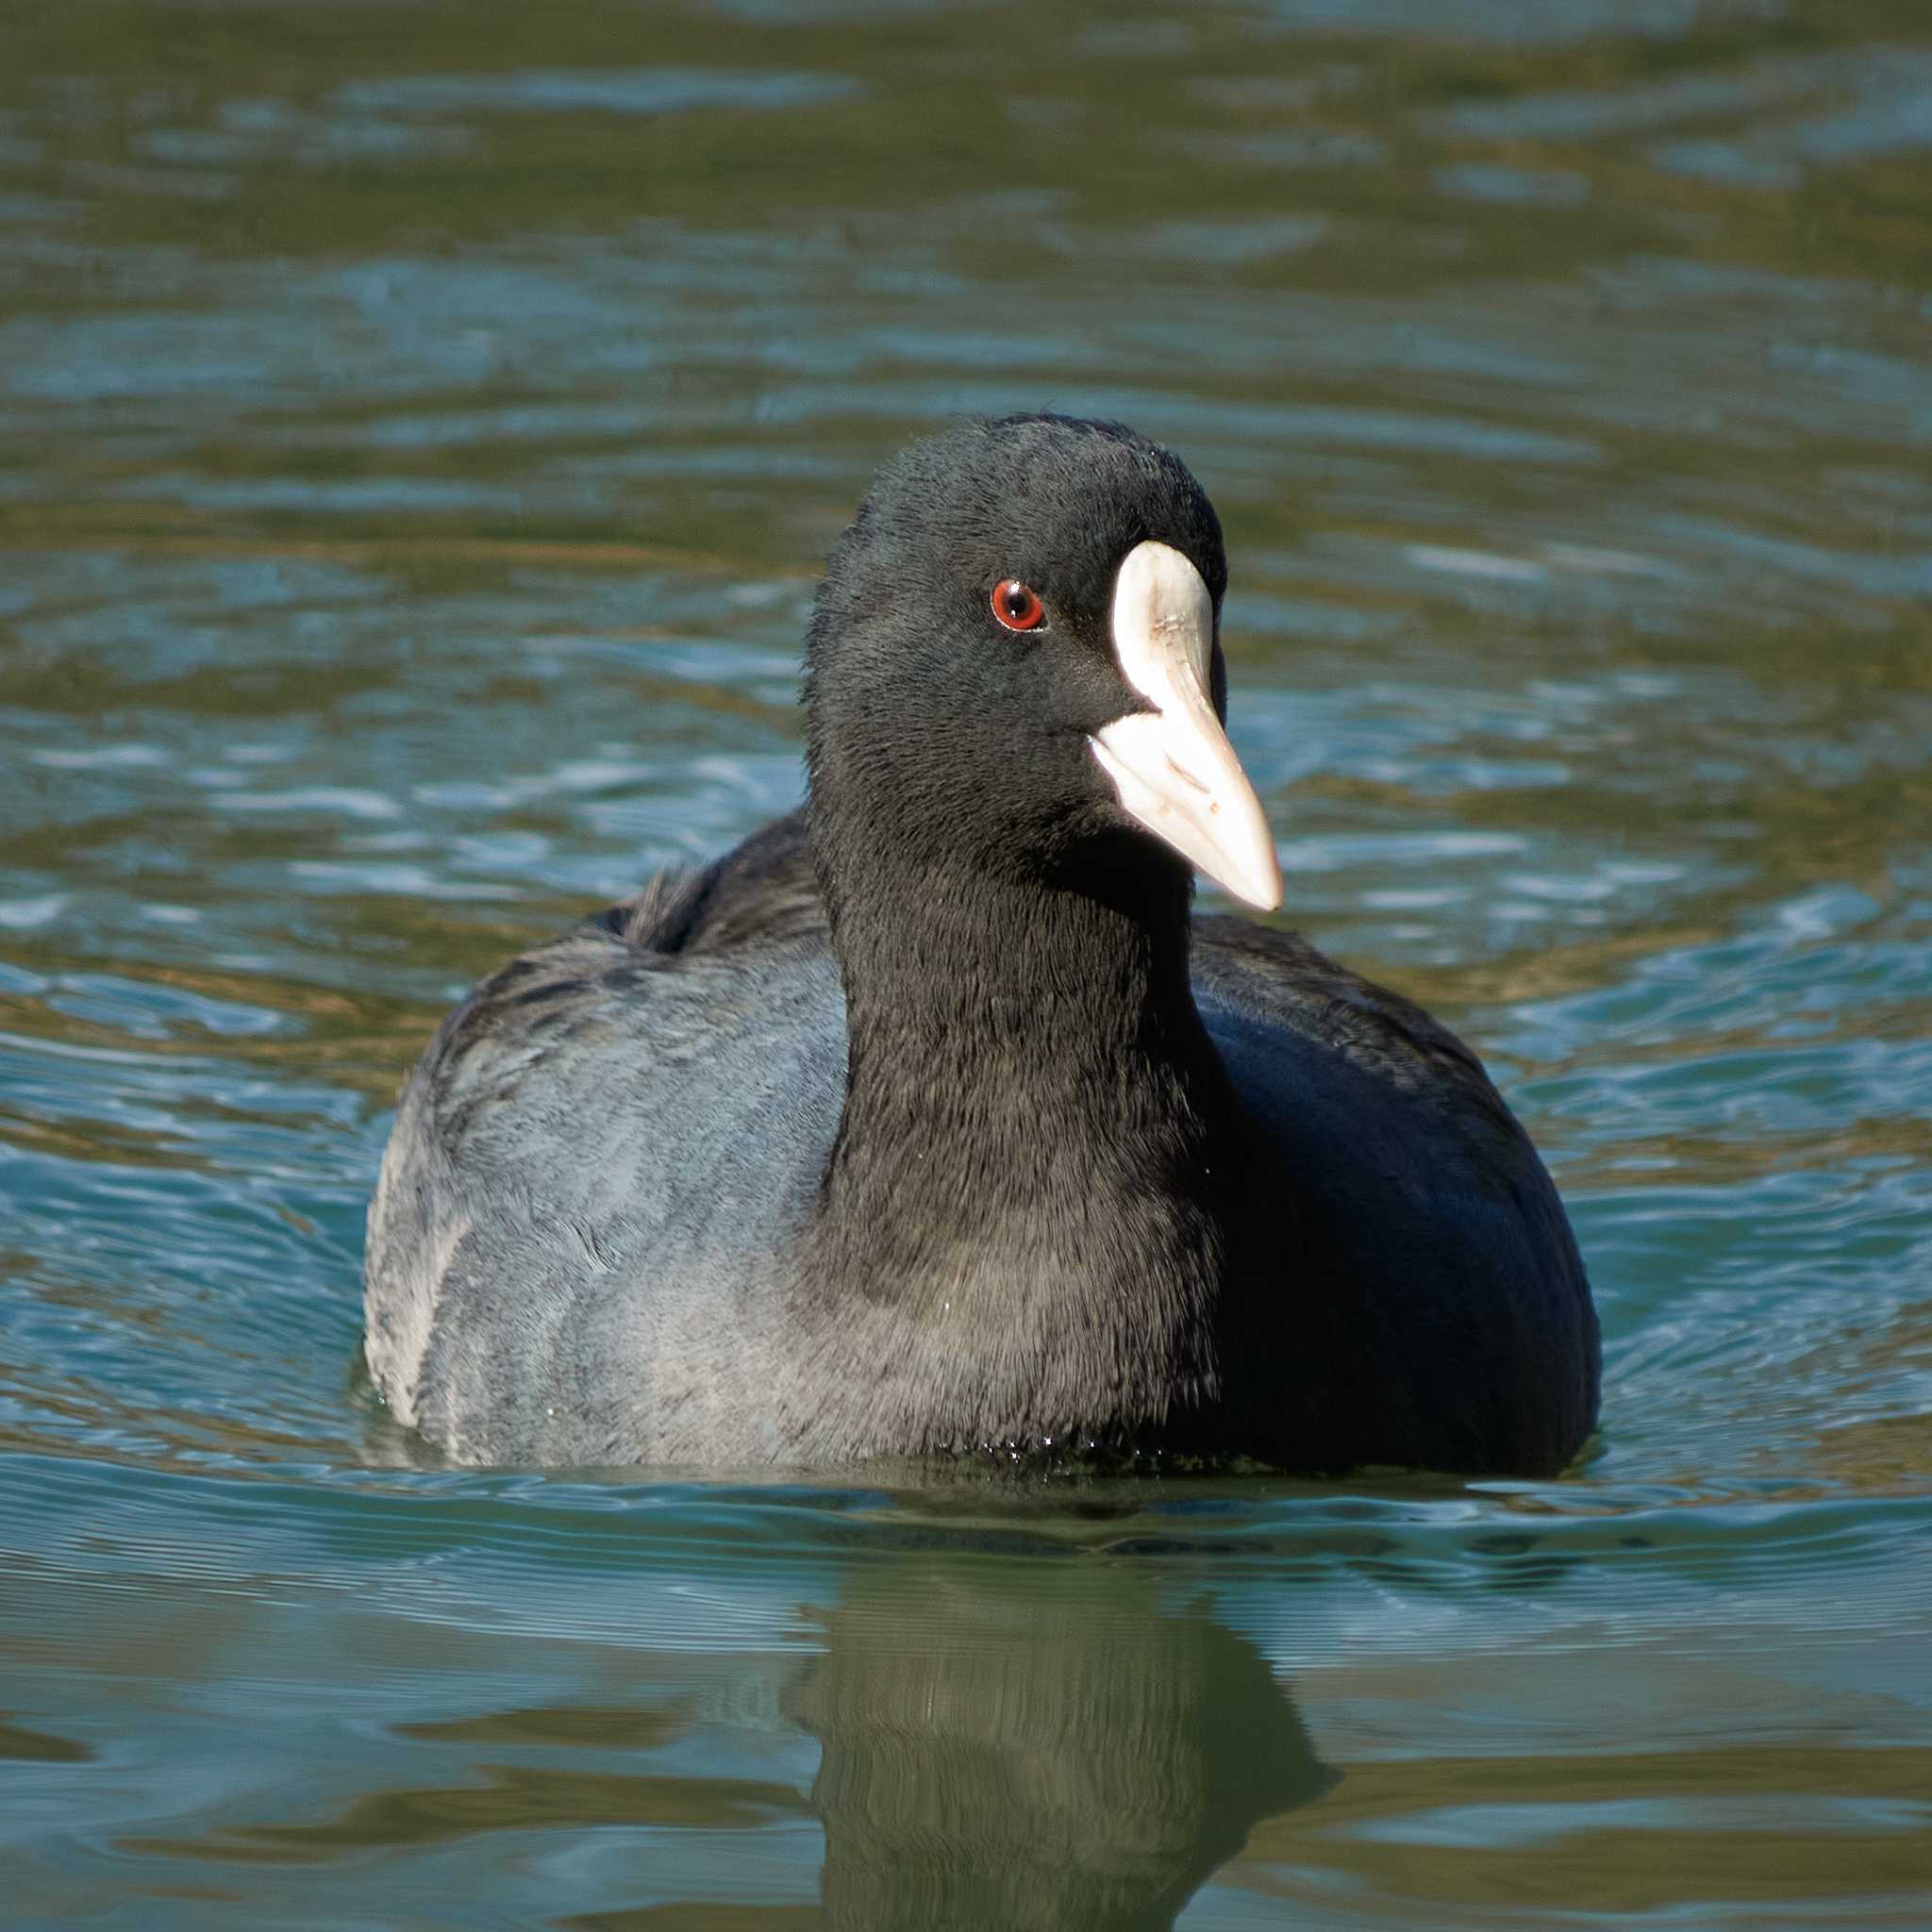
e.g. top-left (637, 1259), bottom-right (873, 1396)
top-left (3, 2), bottom-right (1930, 1924)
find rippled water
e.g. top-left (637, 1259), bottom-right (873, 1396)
top-left (4, 1), bottom-right (1930, 1924)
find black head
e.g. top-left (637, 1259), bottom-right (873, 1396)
top-left (804, 415), bottom-right (1249, 920)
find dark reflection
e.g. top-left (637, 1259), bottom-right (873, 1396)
top-left (0, 1714), bottom-right (93, 1763)
top-left (395, 1702), bottom-right (687, 1750)
top-left (117, 1553), bottom-right (1330, 1927)
top-left (128, 1754), bottom-right (800, 1863)
top-left (784, 1557), bottom-right (1333, 1931)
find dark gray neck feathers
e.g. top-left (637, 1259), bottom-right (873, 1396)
top-left (794, 836), bottom-right (1242, 1455)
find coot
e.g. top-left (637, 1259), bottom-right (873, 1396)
top-left (365, 414), bottom-right (1598, 1474)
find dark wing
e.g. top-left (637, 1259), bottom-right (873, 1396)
top-left (1192, 912), bottom-right (1523, 1158)
top-left (1191, 913), bottom-right (1599, 1474)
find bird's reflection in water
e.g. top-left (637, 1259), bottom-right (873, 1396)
top-left (124, 1550), bottom-right (1330, 1931)
top-left (788, 1556), bottom-right (1334, 1930)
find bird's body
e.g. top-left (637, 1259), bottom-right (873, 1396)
top-left (366, 416), bottom-right (1598, 1474)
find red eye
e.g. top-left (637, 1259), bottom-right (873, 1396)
top-left (991, 579), bottom-right (1045, 631)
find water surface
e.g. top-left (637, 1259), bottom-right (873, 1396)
top-left (2, 1), bottom-right (1930, 1924)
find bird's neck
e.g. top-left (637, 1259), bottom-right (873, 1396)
top-left (799, 843), bottom-right (1243, 1451)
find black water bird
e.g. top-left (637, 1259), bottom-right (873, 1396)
top-left (365, 414), bottom-right (1598, 1474)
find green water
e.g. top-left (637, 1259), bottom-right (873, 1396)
top-left (3, 1), bottom-right (1930, 1924)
